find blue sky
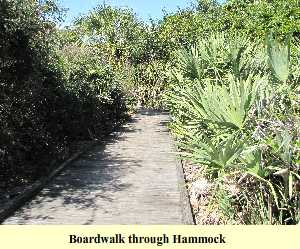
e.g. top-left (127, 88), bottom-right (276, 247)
top-left (59, 0), bottom-right (195, 25)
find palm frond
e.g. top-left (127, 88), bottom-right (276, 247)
top-left (267, 34), bottom-right (290, 82)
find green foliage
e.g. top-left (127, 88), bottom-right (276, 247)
top-left (220, 0), bottom-right (300, 39)
top-left (267, 35), bottom-right (290, 83)
top-left (1, 0), bottom-right (65, 185)
top-left (167, 32), bottom-right (300, 224)
top-left (2, 0), bottom-right (300, 225)
top-left (181, 134), bottom-right (245, 174)
top-left (176, 74), bottom-right (261, 130)
top-left (0, 0), bottom-right (128, 189)
top-left (68, 4), bottom-right (176, 109)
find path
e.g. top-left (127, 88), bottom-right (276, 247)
top-left (3, 110), bottom-right (190, 224)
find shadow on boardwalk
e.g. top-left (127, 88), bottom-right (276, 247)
top-left (3, 109), bottom-right (183, 224)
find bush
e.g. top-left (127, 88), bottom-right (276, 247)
top-left (0, 0), bottom-right (128, 190)
top-left (167, 33), bottom-right (300, 224)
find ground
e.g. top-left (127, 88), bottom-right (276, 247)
top-left (3, 110), bottom-right (190, 224)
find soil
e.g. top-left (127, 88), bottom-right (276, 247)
top-left (181, 160), bottom-right (222, 225)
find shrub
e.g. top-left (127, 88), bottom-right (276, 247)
top-left (167, 33), bottom-right (300, 224)
top-left (0, 0), bottom-right (128, 190)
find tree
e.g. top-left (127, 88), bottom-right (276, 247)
top-left (220, 0), bottom-right (300, 39)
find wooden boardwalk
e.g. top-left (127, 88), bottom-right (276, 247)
top-left (3, 110), bottom-right (189, 224)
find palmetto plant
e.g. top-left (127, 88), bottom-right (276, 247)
top-left (175, 47), bottom-right (203, 81)
top-left (167, 32), bottom-right (300, 224)
top-left (176, 73), bottom-right (264, 130)
top-left (267, 34), bottom-right (290, 83)
top-left (180, 134), bottom-right (245, 173)
top-left (172, 33), bottom-right (231, 84)
top-left (173, 33), bottom-right (265, 84)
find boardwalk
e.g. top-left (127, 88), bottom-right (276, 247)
top-left (3, 110), bottom-right (189, 224)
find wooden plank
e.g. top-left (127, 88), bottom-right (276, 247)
top-left (3, 110), bottom-right (192, 224)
